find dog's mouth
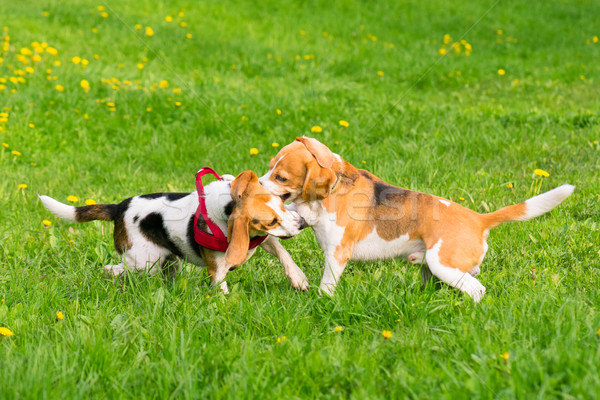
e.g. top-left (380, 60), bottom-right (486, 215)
top-left (279, 193), bottom-right (292, 202)
top-left (279, 235), bottom-right (293, 240)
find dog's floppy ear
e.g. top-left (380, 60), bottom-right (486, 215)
top-left (231, 170), bottom-right (258, 200)
top-left (301, 162), bottom-right (337, 201)
top-left (225, 214), bottom-right (250, 266)
top-left (295, 137), bottom-right (334, 168)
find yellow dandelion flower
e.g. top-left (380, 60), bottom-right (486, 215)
top-left (29, 123), bottom-right (35, 128)
top-left (311, 126), bottom-right (323, 133)
top-left (100, 11), bottom-right (108, 18)
top-left (0, 327), bottom-right (14, 337)
top-left (580, 75), bottom-right (585, 80)
top-left (443, 34), bottom-right (452, 44)
top-left (339, 120), bottom-right (349, 127)
top-left (500, 352), bottom-right (509, 360)
top-left (54, 60), bottom-right (61, 66)
top-left (97, 6), bottom-right (105, 11)
top-left (72, 56), bottom-right (81, 64)
top-left (55, 84), bottom-right (64, 92)
top-left (56, 311), bottom-right (63, 320)
top-left (334, 326), bottom-right (343, 332)
top-left (25, 66), bottom-right (34, 73)
top-left (42, 220), bottom-right (52, 226)
top-left (438, 48), bottom-right (447, 55)
top-left (11, 150), bottom-right (21, 156)
top-left (498, 69), bottom-right (506, 76)
top-left (80, 79), bottom-right (90, 90)
top-left (2, 143), bottom-right (8, 148)
top-left (137, 63), bottom-right (144, 69)
top-left (506, 182), bottom-right (513, 188)
top-left (67, 195), bottom-right (79, 202)
top-left (135, 24), bottom-right (142, 29)
top-left (277, 337), bottom-right (281, 343)
top-left (146, 107), bottom-right (152, 112)
top-left (85, 199), bottom-right (96, 205)
top-left (81, 59), bottom-right (89, 66)
top-left (272, 142), bottom-right (279, 147)
top-left (173, 88), bottom-right (181, 94)
top-left (249, 147), bottom-right (259, 156)
top-left (497, 29), bottom-right (503, 35)
top-left (377, 70), bottom-right (384, 76)
top-left (382, 330), bottom-right (392, 339)
top-left (175, 101), bottom-right (181, 106)
top-left (276, 109), bottom-right (282, 115)
top-left (180, 21), bottom-right (187, 27)
top-left (159, 80), bottom-right (168, 88)
top-left (186, 33), bottom-right (192, 39)
top-left (145, 27), bottom-right (154, 36)
top-left (534, 169), bottom-right (549, 177)
top-left (459, 197), bottom-right (465, 201)
top-left (179, 11), bottom-right (184, 17)
top-left (17, 184), bottom-right (27, 189)
top-left (165, 16), bottom-right (173, 22)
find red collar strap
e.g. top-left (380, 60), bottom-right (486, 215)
top-left (193, 167), bottom-right (267, 252)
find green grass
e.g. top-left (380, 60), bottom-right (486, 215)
top-left (1, 0), bottom-right (600, 398)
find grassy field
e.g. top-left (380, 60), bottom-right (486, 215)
top-left (1, 0), bottom-right (599, 398)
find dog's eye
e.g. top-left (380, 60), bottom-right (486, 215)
top-left (275, 175), bottom-right (287, 183)
top-left (267, 218), bottom-right (278, 226)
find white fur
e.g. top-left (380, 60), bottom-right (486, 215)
top-left (522, 184), bottom-right (575, 220)
top-left (39, 195), bottom-right (76, 221)
top-left (352, 231), bottom-right (425, 261)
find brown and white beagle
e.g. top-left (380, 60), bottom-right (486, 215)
top-left (260, 137), bottom-right (574, 302)
top-left (40, 171), bottom-right (309, 293)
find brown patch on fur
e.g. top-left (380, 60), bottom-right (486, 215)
top-left (75, 204), bottom-right (116, 222)
top-left (113, 214), bottom-right (131, 254)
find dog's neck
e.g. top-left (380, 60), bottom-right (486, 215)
top-left (201, 179), bottom-right (233, 236)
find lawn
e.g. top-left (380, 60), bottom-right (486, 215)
top-left (1, 0), bottom-right (599, 398)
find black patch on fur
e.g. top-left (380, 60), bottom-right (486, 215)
top-left (133, 215), bottom-right (139, 223)
top-left (75, 204), bottom-right (118, 222)
top-left (139, 192), bottom-right (190, 201)
top-left (373, 181), bottom-right (408, 207)
top-left (359, 170), bottom-right (373, 181)
top-left (139, 212), bottom-right (183, 258)
top-left (224, 201), bottom-right (234, 217)
top-left (186, 215), bottom-right (204, 257)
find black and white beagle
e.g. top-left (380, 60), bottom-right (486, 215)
top-left (40, 171), bottom-right (309, 293)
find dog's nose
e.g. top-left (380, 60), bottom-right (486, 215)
top-left (299, 217), bottom-right (306, 230)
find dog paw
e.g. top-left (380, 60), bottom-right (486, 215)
top-left (104, 264), bottom-right (125, 277)
top-left (288, 270), bottom-right (310, 291)
top-left (470, 284), bottom-right (486, 303)
top-left (318, 282), bottom-right (336, 297)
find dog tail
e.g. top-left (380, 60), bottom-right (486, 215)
top-left (481, 184), bottom-right (575, 229)
top-left (39, 195), bottom-right (117, 222)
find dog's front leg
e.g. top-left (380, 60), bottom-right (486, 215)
top-left (260, 236), bottom-right (309, 291)
top-left (319, 251), bottom-right (350, 296)
top-left (206, 254), bottom-right (231, 294)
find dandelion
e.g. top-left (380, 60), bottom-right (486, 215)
top-left (2, 143), bottom-right (8, 148)
top-left (459, 197), bottom-right (465, 201)
top-left (54, 60), bottom-right (61, 66)
top-left (175, 101), bottom-right (181, 106)
top-left (334, 326), bottom-right (343, 332)
top-left (67, 195), bottom-right (79, 202)
top-left (85, 199), bottom-right (96, 205)
top-left (498, 69), bottom-right (506, 76)
top-left (173, 88), bottom-right (181, 94)
top-left (11, 150), bottom-right (21, 156)
top-left (81, 59), bottom-right (89, 67)
top-left (186, 33), bottom-right (192, 39)
top-left (276, 109), bottom-right (282, 115)
top-left (80, 79), bottom-right (90, 91)
top-left (249, 147), bottom-right (259, 156)
top-left (145, 27), bottom-right (154, 36)
top-left (29, 123), bottom-right (35, 128)
top-left (137, 63), bottom-right (144, 69)
top-left (497, 29), bottom-right (503, 35)
top-left (55, 84), bottom-right (64, 92)
top-left (377, 70), bottom-right (384, 76)
top-left (241, 115), bottom-right (248, 121)
top-left (42, 220), bottom-right (52, 226)
top-left (135, 24), bottom-right (142, 29)
top-left (205, 295), bottom-right (210, 299)
top-left (443, 34), bottom-right (452, 44)
top-left (580, 75), bottom-right (585, 80)
top-left (534, 169), bottom-right (549, 177)
top-left (272, 142), bottom-right (279, 148)
top-left (100, 11), bottom-right (108, 18)
top-left (17, 184), bottom-right (27, 189)
top-left (500, 352), bottom-right (509, 360)
top-left (438, 48), bottom-right (447, 55)
top-left (146, 107), bottom-right (152, 112)
top-left (382, 330), bottom-right (392, 339)
top-left (0, 327), bottom-right (14, 337)
top-left (72, 56), bottom-right (81, 64)
top-left (159, 80), bottom-right (168, 88)
top-left (339, 120), bottom-right (349, 127)
top-left (56, 311), bottom-right (63, 320)
top-left (311, 126), bottom-right (323, 133)
top-left (180, 21), bottom-right (187, 27)
top-left (165, 16), bottom-right (173, 22)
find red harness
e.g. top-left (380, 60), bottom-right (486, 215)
top-left (193, 167), bottom-right (267, 252)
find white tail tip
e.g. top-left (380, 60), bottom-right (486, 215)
top-left (522, 184), bottom-right (575, 220)
top-left (39, 195), bottom-right (77, 222)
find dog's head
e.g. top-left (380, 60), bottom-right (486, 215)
top-left (260, 137), bottom-right (338, 203)
top-left (225, 170), bottom-right (305, 265)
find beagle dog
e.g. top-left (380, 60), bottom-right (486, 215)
top-left (260, 137), bottom-right (574, 302)
top-left (40, 170), bottom-right (309, 293)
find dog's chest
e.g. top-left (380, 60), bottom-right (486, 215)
top-left (351, 230), bottom-right (425, 261)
